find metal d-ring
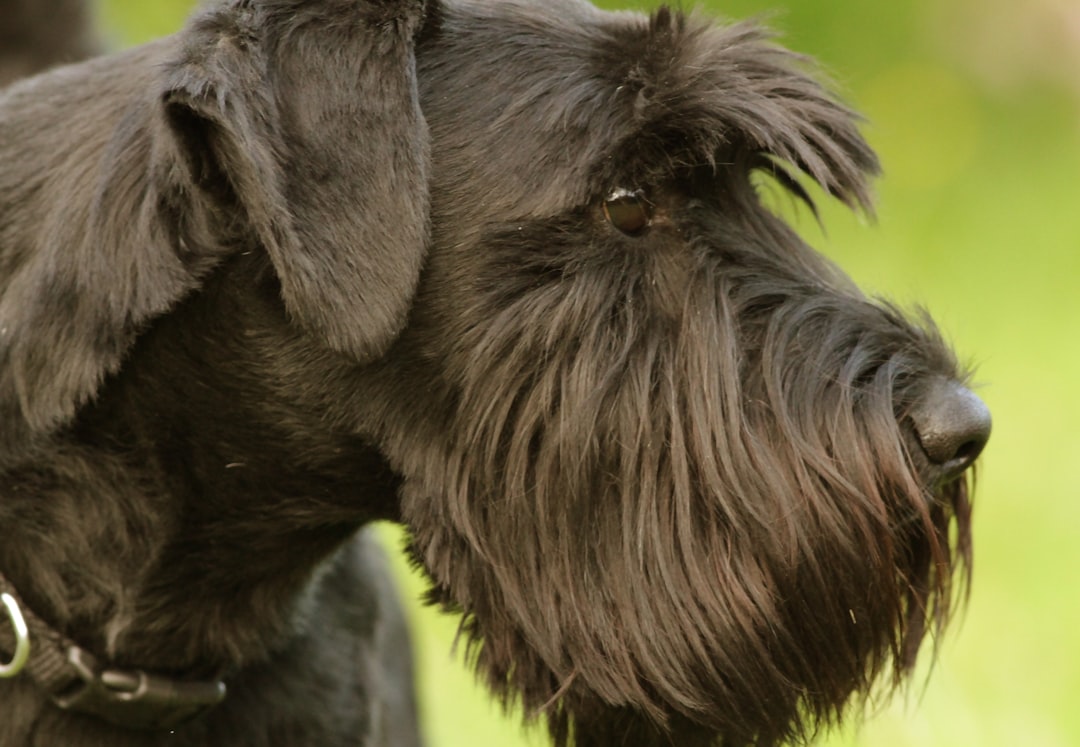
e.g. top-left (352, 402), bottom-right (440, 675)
top-left (0, 592), bottom-right (30, 678)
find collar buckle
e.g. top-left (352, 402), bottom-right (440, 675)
top-left (52, 647), bottom-right (227, 731)
top-left (0, 593), bottom-right (30, 678)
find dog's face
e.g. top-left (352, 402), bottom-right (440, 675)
top-left (388, 2), bottom-right (981, 745)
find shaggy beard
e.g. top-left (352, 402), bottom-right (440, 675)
top-left (403, 234), bottom-right (973, 746)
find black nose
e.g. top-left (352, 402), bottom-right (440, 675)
top-left (910, 379), bottom-right (991, 477)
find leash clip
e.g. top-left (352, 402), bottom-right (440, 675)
top-left (0, 592), bottom-right (30, 678)
top-left (53, 647), bottom-right (226, 730)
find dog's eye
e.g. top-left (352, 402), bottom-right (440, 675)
top-left (603, 188), bottom-right (653, 236)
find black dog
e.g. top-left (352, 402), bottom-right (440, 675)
top-left (0, 0), bottom-right (990, 745)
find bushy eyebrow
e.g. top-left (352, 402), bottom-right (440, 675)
top-left (585, 8), bottom-right (880, 215)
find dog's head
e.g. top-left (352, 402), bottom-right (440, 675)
top-left (0, 0), bottom-right (986, 744)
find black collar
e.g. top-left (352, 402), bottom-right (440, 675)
top-left (0, 573), bottom-right (226, 731)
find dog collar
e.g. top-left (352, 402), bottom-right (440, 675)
top-left (0, 572), bottom-right (226, 731)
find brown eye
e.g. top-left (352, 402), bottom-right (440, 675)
top-left (603, 188), bottom-right (653, 236)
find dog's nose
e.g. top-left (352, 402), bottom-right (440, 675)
top-left (910, 379), bottom-right (991, 476)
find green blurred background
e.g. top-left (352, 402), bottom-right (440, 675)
top-left (97, 0), bottom-right (1080, 745)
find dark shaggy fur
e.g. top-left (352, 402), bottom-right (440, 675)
top-left (0, 0), bottom-right (988, 745)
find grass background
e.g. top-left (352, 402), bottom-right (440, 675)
top-left (96, 0), bottom-right (1080, 744)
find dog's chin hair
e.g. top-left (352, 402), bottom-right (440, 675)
top-left (403, 243), bottom-right (972, 746)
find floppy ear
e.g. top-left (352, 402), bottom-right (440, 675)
top-left (0, 1), bottom-right (429, 457)
top-left (160, 0), bottom-right (430, 359)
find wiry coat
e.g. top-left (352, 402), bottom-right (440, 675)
top-left (0, 1), bottom-right (980, 746)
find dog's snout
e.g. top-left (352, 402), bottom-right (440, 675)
top-left (910, 379), bottom-right (991, 475)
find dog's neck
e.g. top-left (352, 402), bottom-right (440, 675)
top-left (0, 253), bottom-right (402, 679)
